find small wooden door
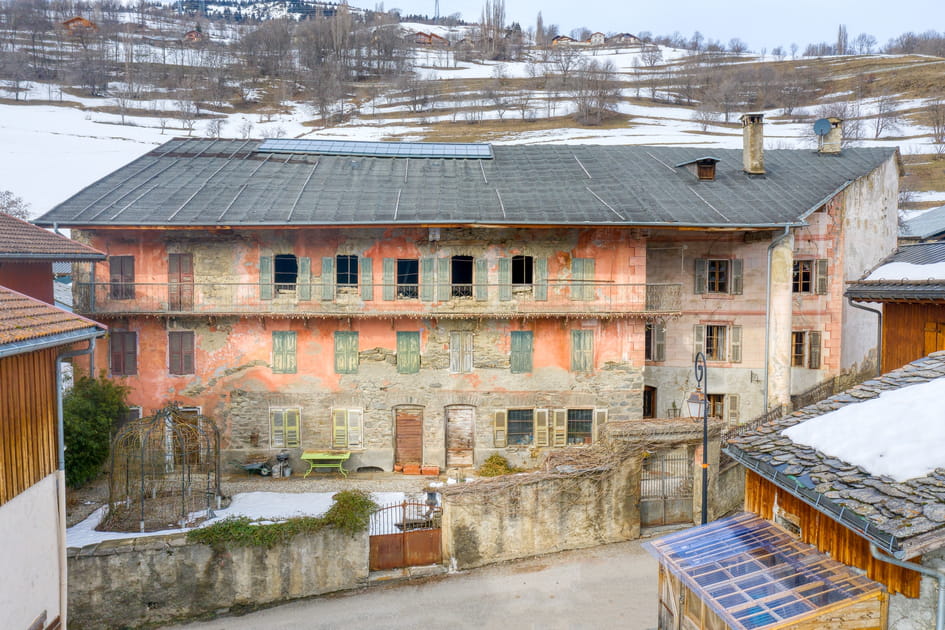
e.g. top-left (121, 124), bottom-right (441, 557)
top-left (446, 406), bottom-right (474, 467)
top-left (169, 253), bottom-right (194, 311)
top-left (395, 410), bottom-right (422, 467)
top-left (925, 321), bottom-right (945, 356)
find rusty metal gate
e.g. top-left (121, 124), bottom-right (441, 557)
top-left (369, 501), bottom-right (442, 570)
top-left (640, 449), bottom-right (693, 527)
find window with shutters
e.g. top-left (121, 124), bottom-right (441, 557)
top-left (334, 331), bottom-right (359, 374)
top-left (332, 409), bottom-right (363, 449)
top-left (270, 408), bottom-right (300, 448)
top-left (707, 260), bottom-right (729, 293)
top-left (336, 254), bottom-right (359, 288)
top-left (705, 325), bottom-right (727, 361)
top-left (567, 408), bottom-right (593, 445)
top-left (512, 255), bottom-right (533, 287)
top-left (272, 331), bottom-right (297, 374)
top-left (451, 255), bottom-right (474, 297)
top-left (794, 259), bottom-right (829, 294)
top-left (510, 331), bottom-right (533, 373)
top-left (571, 329), bottom-right (594, 372)
top-left (273, 254), bottom-right (298, 293)
top-left (109, 255), bottom-right (135, 299)
top-left (110, 331), bottom-right (137, 375)
top-left (450, 331), bottom-right (474, 373)
top-left (707, 394), bottom-right (724, 419)
top-left (507, 409), bottom-right (534, 445)
top-left (397, 331), bottom-right (421, 374)
top-left (571, 258), bottom-right (595, 300)
top-left (397, 258), bottom-right (419, 298)
top-left (694, 324), bottom-right (741, 362)
top-left (694, 258), bottom-right (743, 295)
top-left (645, 322), bottom-right (666, 361)
top-left (168, 331), bottom-right (195, 375)
top-left (792, 331), bottom-right (822, 368)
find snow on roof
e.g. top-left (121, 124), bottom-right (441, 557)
top-left (867, 261), bottom-right (945, 281)
top-left (782, 376), bottom-right (945, 482)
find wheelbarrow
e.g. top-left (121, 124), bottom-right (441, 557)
top-left (235, 460), bottom-right (272, 476)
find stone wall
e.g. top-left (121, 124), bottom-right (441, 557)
top-left (888, 547), bottom-right (945, 630)
top-left (68, 527), bottom-right (368, 629)
top-left (716, 461), bottom-right (746, 516)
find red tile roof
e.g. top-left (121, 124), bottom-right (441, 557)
top-left (0, 286), bottom-right (104, 346)
top-left (0, 212), bottom-right (105, 260)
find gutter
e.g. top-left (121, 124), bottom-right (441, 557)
top-left (871, 543), bottom-right (945, 630)
top-left (847, 298), bottom-right (883, 376)
top-left (764, 226), bottom-right (792, 410)
top-left (0, 327), bottom-right (105, 360)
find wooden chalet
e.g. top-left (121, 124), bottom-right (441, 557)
top-left (551, 35), bottom-right (579, 46)
top-left (413, 31), bottom-right (449, 47)
top-left (182, 30), bottom-right (205, 44)
top-left (61, 17), bottom-right (98, 34)
top-left (846, 242), bottom-right (945, 372)
top-left (608, 33), bottom-right (642, 45)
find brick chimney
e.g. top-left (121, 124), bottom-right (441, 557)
top-left (740, 113), bottom-right (765, 175)
top-left (819, 117), bottom-right (843, 154)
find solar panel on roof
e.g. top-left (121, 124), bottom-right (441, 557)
top-left (256, 138), bottom-right (493, 159)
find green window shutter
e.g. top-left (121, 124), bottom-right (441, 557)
top-left (510, 331), bottom-right (533, 373)
top-left (360, 257), bottom-right (373, 300)
top-left (534, 258), bottom-right (548, 301)
top-left (298, 257), bottom-right (312, 301)
top-left (571, 258), bottom-right (594, 300)
top-left (285, 408), bottom-right (300, 447)
top-left (272, 331), bottom-right (297, 374)
top-left (437, 258), bottom-right (450, 301)
top-left (382, 258), bottom-right (395, 301)
top-left (583, 258), bottom-right (595, 300)
top-left (809, 331), bottom-right (822, 369)
top-left (654, 323), bottom-right (666, 362)
top-left (332, 409), bottom-right (347, 449)
top-left (420, 257), bottom-right (435, 302)
top-left (726, 395), bottom-right (740, 424)
top-left (498, 258), bottom-right (511, 301)
top-left (571, 329), bottom-right (593, 372)
top-left (347, 409), bottom-right (363, 448)
top-left (273, 332), bottom-right (285, 373)
top-left (694, 258), bottom-right (706, 294)
top-left (730, 326), bottom-right (742, 363)
top-left (321, 257), bottom-right (334, 301)
top-left (493, 410), bottom-right (507, 447)
top-left (552, 409), bottom-right (567, 446)
top-left (594, 408), bottom-right (608, 441)
top-left (475, 258), bottom-right (488, 301)
top-left (334, 331), bottom-right (358, 374)
top-left (270, 410), bottom-right (285, 447)
top-left (260, 256), bottom-right (273, 300)
top-left (397, 331), bottom-right (421, 374)
top-left (534, 409), bottom-right (550, 446)
top-left (731, 259), bottom-right (744, 295)
top-left (693, 324), bottom-right (705, 359)
top-left (815, 259), bottom-right (829, 295)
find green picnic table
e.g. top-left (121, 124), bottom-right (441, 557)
top-left (301, 450), bottom-right (351, 478)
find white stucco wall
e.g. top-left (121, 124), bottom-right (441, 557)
top-left (0, 474), bottom-right (62, 629)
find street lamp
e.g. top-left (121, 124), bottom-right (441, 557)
top-left (688, 352), bottom-right (709, 525)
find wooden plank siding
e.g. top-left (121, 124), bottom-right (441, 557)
top-left (881, 303), bottom-right (945, 373)
top-left (745, 470), bottom-right (921, 597)
top-left (0, 347), bottom-right (58, 506)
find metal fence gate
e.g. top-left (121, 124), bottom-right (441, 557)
top-left (369, 501), bottom-right (442, 571)
top-left (640, 449), bottom-right (694, 527)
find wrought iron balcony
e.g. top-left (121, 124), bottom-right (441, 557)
top-left (74, 281), bottom-right (681, 318)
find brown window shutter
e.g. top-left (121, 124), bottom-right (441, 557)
top-left (815, 259), bottom-right (829, 295)
top-left (809, 331), bottom-right (822, 369)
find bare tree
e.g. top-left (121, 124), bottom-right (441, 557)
top-left (205, 118), bottom-right (226, 138)
top-left (570, 59), bottom-right (621, 125)
top-left (836, 24), bottom-right (849, 56)
top-left (692, 105), bottom-right (720, 132)
top-left (176, 98), bottom-right (198, 135)
top-left (550, 45), bottom-right (580, 88)
top-left (855, 33), bottom-right (877, 54)
top-left (873, 94), bottom-right (901, 138)
top-left (928, 99), bottom-right (945, 158)
top-left (0, 190), bottom-right (31, 219)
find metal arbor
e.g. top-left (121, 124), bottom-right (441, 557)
top-left (105, 403), bottom-right (222, 533)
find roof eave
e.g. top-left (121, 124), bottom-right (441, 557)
top-left (0, 326), bottom-right (106, 359)
top-left (0, 253), bottom-right (106, 261)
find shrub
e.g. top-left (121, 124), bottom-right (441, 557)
top-left (478, 454), bottom-right (524, 477)
top-left (63, 373), bottom-right (129, 487)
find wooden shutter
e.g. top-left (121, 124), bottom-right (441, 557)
top-left (346, 409), bottom-right (363, 448)
top-left (298, 257), bottom-right (312, 301)
top-left (493, 410), bottom-right (507, 447)
top-left (382, 258), bottom-right (395, 300)
top-left (462, 332), bottom-right (473, 372)
top-left (571, 258), bottom-right (594, 300)
top-left (334, 332), bottom-right (358, 374)
top-left (498, 257), bottom-right (511, 301)
top-left (730, 326), bottom-right (742, 363)
top-left (475, 258), bottom-right (488, 301)
top-left (332, 409), bottom-right (347, 449)
top-left (726, 395), bottom-right (740, 424)
top-left (654, 323), bottom-right (666, 362)
top-left (571, 330), bottom-right (593, 372)
top-left (552, 409), bottom-right (567, 446)
top-left (534, 409), bottom-right (550, 447)
top-left (169, 331), bottom-right (182, 374)
top-left (534, 258), bottom-right (548, 301)
top-left (693, 324), bottom-right (705, 360)
top-left (731, 259), bottom-right (744, 295)
top-left (594, 408), bottom-right (608, 441)
top-left (421, 257), bottom-right (435, 301)
top-left (271, 410), bottom-right (285, 447)
top-left (397, 331), bottom-right (420, 374)
top-left (110, 333), bottom-right (124, 374)
top-left (285, 408), bottom-right (300, 447)
top-left (259, 256), bottom-right (273, 300)
top-left (272, 332), bottom-right (286, 373)
top-left (124, 332), bottom-right (137, 375)
top-left (694, 258), bottom-right (706, 294)
top-left (320, 257), bottom-right (334, 301)
top-left (815, 259), bottom-right (829, 295)
top-left (276, 331), bottom-right (297, 373)
top-left (808, 331), bottom-right (822, 369)
top-left (510, 331), bottom-right (533, 373)
top-left (182, 331), bottom-right (194, 374)
top-left (437, 258), bottom-right (450, 301)
top-left (360, 257), bottom-right (373, 300)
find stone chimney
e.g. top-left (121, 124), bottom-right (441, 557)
top-left (820, 117), bottom-right (843, 154)
top-left (741, 113), bottom-right (765, 175)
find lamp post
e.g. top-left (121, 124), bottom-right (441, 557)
top-left (687, 352), bottom-right (709, 526)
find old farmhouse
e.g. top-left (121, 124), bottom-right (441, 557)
top-left (35, 118), bottom-right (899, 474)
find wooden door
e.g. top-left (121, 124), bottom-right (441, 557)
top-left (925, 321), bottom-right (945, 356)
top-left (395, 410), bottom-right (422, 467)
top-left (446, 406), bottom-right (474, 467)
top-left (168, 253), bottom-right (194, 311)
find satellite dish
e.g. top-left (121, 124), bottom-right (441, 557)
top-left (813, 118), bottom-right (832, 136)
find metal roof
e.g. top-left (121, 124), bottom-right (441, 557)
top-left (901, 205), bottom-right (945, 240)
top-left (34, 139), bottom-right (897, 229)
top-left (846, 242), bottom-right (945, 302)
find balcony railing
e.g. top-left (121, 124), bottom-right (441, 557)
top-left (74, 281), bottom-right (681, 317)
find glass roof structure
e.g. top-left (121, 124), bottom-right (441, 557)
top-left (644, 512), bottom-right (884, 630)
top-left (257, 139), bottom-right (494, 159)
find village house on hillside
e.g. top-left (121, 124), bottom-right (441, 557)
top-left (647, 352), bottom-right (945, 630)
top-left (35, 118), bottom-right (898, 476)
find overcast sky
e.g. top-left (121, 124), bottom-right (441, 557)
top-left (363, 0), bottom-right (941, 52)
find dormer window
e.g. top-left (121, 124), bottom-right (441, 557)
top-left (675, 156), bottom-right (721, 181)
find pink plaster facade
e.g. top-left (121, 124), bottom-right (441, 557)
top-left (0, 261), bottom-right (54, 304)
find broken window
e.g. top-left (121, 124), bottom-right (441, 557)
top-left (512, 255), bottom-right (533, 286)
top-left (451, 255), bottom-right (473, 297)
top-left (397, 258), bottom-right (419, 298)
top-left (336, 254), bottom-right (359, 288)
top-left (273, 254), bottom-right (298, 293)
